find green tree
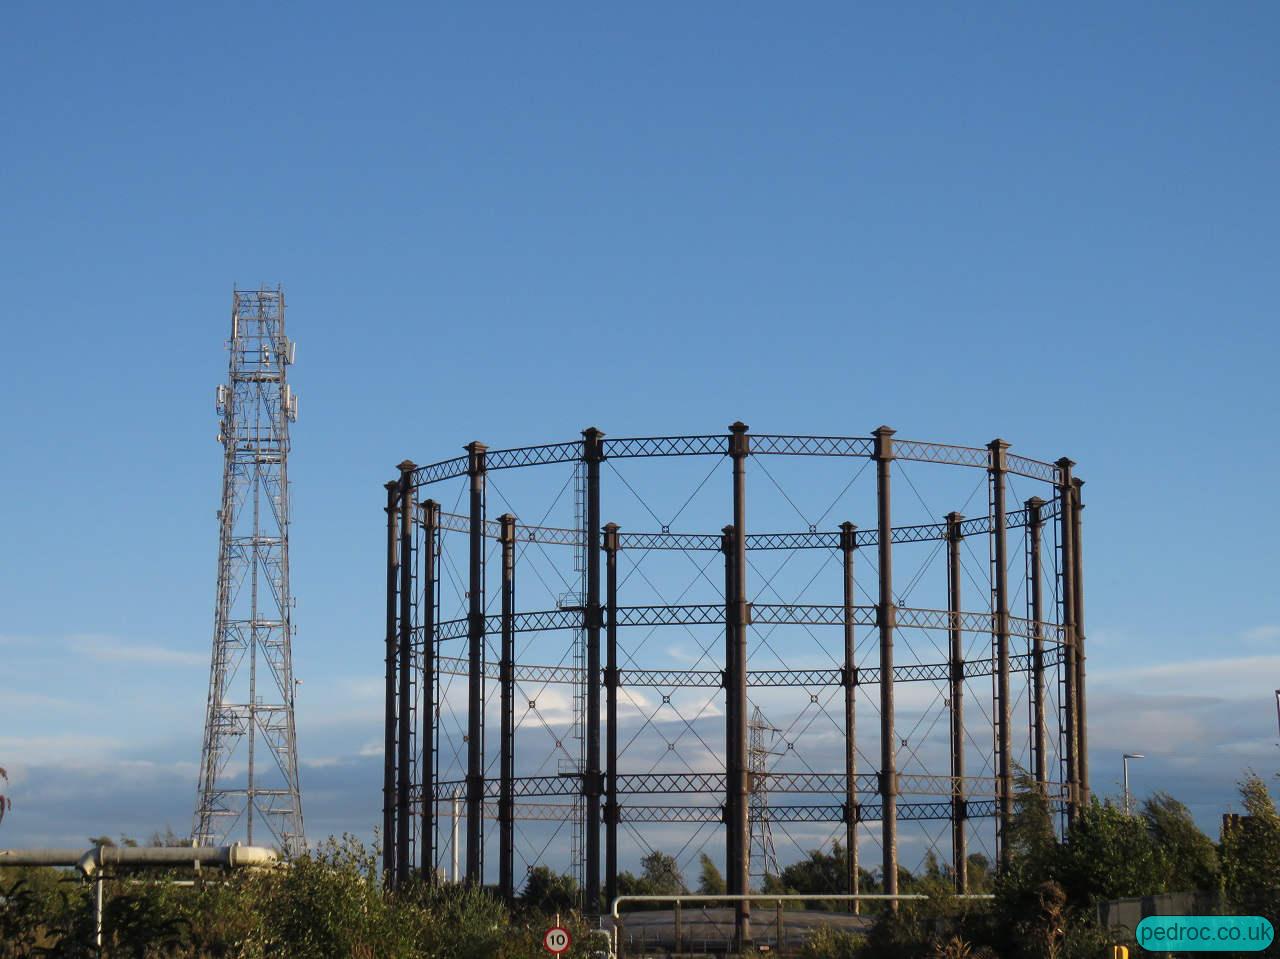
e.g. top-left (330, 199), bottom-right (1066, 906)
top-left (1056, 797), bottom-right (1169, 903)
top-left (638, 850), bottom-right (686, 895)
top-left (616, 850), bottom-right (687, 907)
top-left (775, 843), bottom-right (847, 899)
top-left (1141, 792), bottom-right (1218, 891)
top-left (518, 866), bottom-right (579, 914)
top-left (764, 843), bottom-right (880, 910)
top-left (965, 853), bottom-right (994, 894)
top-left (1220, 774), bottom-right (1280, 921)
top-left (696, 853), bottom-right (725, 895)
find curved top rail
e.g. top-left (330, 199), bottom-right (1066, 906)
top-left (407, 432), bottom-right (1065, 489)
top-left (419, 496), bottom-right (1062, 550)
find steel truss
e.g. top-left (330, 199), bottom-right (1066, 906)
top-left (194, 288), bottom-right (305, 856)
top-left (384, 425), bottom-right (1087, 951)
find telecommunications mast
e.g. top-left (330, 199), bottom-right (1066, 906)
top-left (193, 287), bottom-right (305, 855)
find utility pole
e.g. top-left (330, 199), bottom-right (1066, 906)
top-left (1122, 753), bottom-right (1144, 817)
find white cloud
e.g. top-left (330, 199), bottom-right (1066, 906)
top-left (1242, 624), bottom-right (1280, 645)
top-left (1090, 654), bottom-right (1280, 695)
top-left (69, 634), bottom-right (206, 667)
top-left (0, 734), bottom-right (124, 765)
top-left (0, 689), bottom-right (74, 711)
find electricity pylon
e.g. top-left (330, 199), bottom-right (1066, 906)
top-left (748, 706), bottom-right (780, 884)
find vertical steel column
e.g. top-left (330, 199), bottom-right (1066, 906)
top-left (396, 461), bottom-right (417, 886)
top-left (728, 421), bottom-right (751, 947)
top-left (839, 521), bottom-right (860, 911)
top-left (498, 514), bottom-right (516, 902)
top-left (383, 480), bottom-right (399, 883)
top-left (421, 499), bottom-right (439, 878)
top-left (1027, 497), bottom-right (1047, 792)
top-left (1055, 458), bottom-right (1079, 822)
top-left (721, 524), bottom-right (738, 900)
top-left (1071, 477), bottom-right (1089, 805)
top-left (583, 428), bottom-right (604, 913)
top-left (603, 523), bottom-right (620, 908)
top-left (872, 425), bottom-right (898, 901)
top-left (946, 511), bottom-right (966, 894)
top-left (988, 440), bottom-right (1012, 869)
top-left (465, 441), bottom-right (487, 884)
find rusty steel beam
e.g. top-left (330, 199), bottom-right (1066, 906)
top-left (988, 440), bottom-right (1012, 869)
top-left (729, 420), bottom-right (751, 948)
top-left (1056, 458), bottom-right (1079, 824)
top-left (603, 522), bottom-right (620, 908)
top-left (873, 426), bottom-right (898, 903)
top-left (383, 480), bottom-right (399, 884)
top-left (465, 441), bottom-right (487, 884)
top-left (396, 461), bottom-right (416, 886)
top-left (584, 428), bottom-right (604, 912)
top-left (421, 499), bottom-right (439, 878)
top-left (1027, 497), bottom-right (1047, 792)
top-left (499, 514), bottom-right (516, 902)
top-left (947, 510), bottom-right (966, 893)
top-left (840, 521), bottom-right (860, 913)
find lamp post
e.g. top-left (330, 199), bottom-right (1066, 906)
top-left (1122, 753), bottom-right (1145, 816)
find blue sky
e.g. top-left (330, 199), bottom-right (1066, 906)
top-left (1, 2), bottom-right (1278, 865)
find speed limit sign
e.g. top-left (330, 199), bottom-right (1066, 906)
top-left (543, 925), bottom-right (572, 954)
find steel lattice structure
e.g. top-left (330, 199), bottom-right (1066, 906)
top-left (383, 424), bottom-right (1088, 948)
top-left (194, 288), bottom-right (305, 856)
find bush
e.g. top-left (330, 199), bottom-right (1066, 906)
top-left (797, 924), bottom-right (864, 959)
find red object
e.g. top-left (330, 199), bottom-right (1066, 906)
top-left (543, 926), bottom-right (572, 954)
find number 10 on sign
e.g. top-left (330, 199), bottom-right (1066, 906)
top-left (543, 925), bottom-right (571, 954)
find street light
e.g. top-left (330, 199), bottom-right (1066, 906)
top-left (1122, 753), bottom-right (1145, 816)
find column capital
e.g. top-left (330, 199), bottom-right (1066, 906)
top-left (987, 439), bottom-right (1009, 472)
top-left (602, 522), bottom-right (620, 552)
top-left (466, 442), bottom-right (487, 475)
top-left (839, 521), bottom-right (858, 551)
top-left (872, 426), bottom-right (895, 460)
top-left (582, 427), bottom-right (606, 461)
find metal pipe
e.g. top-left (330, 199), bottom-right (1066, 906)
top-left (421, 499), bottom-right (439, 878)
top-left (1072, 478), bottom-right (1089, 805)
top-left (466, 441), bottom-right (487, 884)
top-left (396, 461), bottom-right (416, 887)
top-left (0, 845), bottom-right (280, 874)
top-left (988, 440), bottom-right (1012, 869)
top-left (729, 421), bottom-right (751, 948)
top-left (721, 524), bottom-right (738, 902)
top-left (839, 521), bottom-right (859, 912)
top-left (1027, 497), bottom-right (1047, 791)
top-left (452, 787), bottom-right (462, 882)
top-left (584, 427), bottom-right (604, 913)
top-left (499, 513), bottom-right (516, 902)
top-left (610, 893), bottom-right (930, 920)
top-left (603, 522), bottom-right (620, 908)
top-left (383, 480), bottom-right (399, 882)
top-left (873, 425), bottom-right (898, 902)
top-left (95, 873), bottom-right (104, 949)
top-left (946, 511), bottom-right (966, 894)
top-left (1056, 458), bottom-right (1079, 822)
top-left (2, 844), bottom-right (280, 954)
